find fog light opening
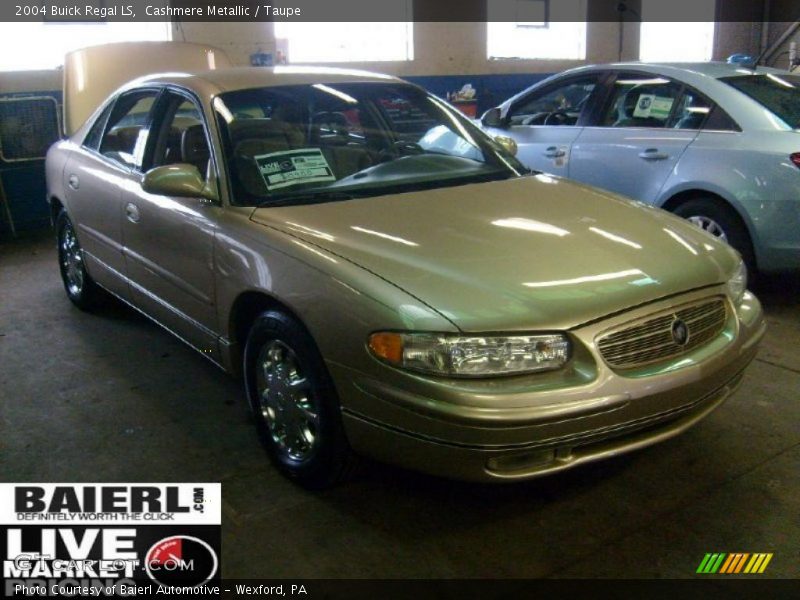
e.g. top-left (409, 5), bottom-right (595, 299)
top-left (487, 449), bottom-right (557, 474)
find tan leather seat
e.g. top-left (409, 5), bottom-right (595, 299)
top-left (100, 126), bottom-right (142, 166)
top-left (181, 124), bottom-right (210, 175)
top-left (310, 112), bottom-right (372, 179)
top-left (163, 126), bottom-right (183, 164)
top-left (321, 145), bottom-right (372, 179)
top-left (101, 126), bottom-right (138, 151)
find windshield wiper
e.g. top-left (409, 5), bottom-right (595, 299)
top-left (255, 167), bottom-right (531, 208)
top-left (257, 189), bottom-right (363, 208)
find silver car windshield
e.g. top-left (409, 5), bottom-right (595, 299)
top-left (721, 73), bottom-right (800, 130)
top-left (213, 82), bottom-right (526, 206)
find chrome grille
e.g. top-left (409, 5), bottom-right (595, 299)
top-left (597, 297), bottom-right (728, 370)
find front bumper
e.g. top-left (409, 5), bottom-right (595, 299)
top-left (330, 287), bottom-right (766, 482)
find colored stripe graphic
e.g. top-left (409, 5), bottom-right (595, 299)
top-left (733, 553), bottom-right (750, 573)
top-left (697, 553), bottom-right (726, 573)
top-left (698, 552), bottom-right (773, 574)
top-left (720, 553), bottom-right (749, 573)
top-left (743, 553), bottom-right (774, 574)
top-left (719, 554), bottom-right (735, 573)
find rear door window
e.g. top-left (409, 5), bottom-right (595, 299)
top-left (98, 90), bottom-right (159, 169)
top-left (83, 102), bottom-right (114, 151)
top-left (702, 104), bottom-right (741, 132)
top-left (668, 89), bottom-right (713, 130)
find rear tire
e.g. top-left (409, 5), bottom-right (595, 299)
top-left (673, 197), bottom-right (756, 273)
top-left (243, 310), bottom-right (358, 489)
top-left (56, 209), bottom-right (106, 311)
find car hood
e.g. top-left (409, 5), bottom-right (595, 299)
top-left (250, 175), bottom-right (738, 332)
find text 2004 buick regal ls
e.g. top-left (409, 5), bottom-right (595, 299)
top-left (46, 66), bottom-right (765, 487)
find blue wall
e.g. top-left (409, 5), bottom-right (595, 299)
top-left (406, 72), bottom-right (551, 115)
top-left (0, 91), bottom-right (62, 239)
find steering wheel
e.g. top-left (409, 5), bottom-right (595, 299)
top-left (543, 110), bottom-right (572, 126)
top-left (378, 140), bottom-right (425, 162)
top-left (312, 111), bottom-right (349, 140)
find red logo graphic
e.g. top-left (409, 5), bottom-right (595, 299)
top-left (145, 535), bottom-right (218, 587)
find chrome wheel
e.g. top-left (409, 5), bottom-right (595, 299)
top-left (686, 215), bottom-right (728, 242)
top-left (255, 340), bottom-right (319, 462)
top-left (60, 221), bottom-right (84, 296)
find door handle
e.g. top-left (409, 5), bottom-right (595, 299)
top-left (544, 146), bottom-right (566, 158)
top-left (67, 174), bottom-right (79, 190)
top-left (638, 148), bottom-right (669, 160)
top-left (125, 202), bottom-right (140, 223)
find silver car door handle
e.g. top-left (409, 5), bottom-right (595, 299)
top-left (125, 202), bottom-right (140, 223)
top-left (67, 174), bottom-right (79, 190)
top-left (544, 146), bottom-right (566, 158)
top-left (638, 148), bottom-right (669, 160)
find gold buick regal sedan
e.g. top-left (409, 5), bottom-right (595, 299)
top-left (46, 66), bottom-right (765, 488)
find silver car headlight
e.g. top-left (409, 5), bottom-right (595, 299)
top-left (727, 260), bottom-right (747, 305)
top-left (368, 332), bottom-right (571, 377)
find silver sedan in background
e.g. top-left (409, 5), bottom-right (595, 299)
top-left (481, 62), bottom-right (800, 274)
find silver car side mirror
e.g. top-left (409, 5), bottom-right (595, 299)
top-left (481, 107), bottom-right (506, 129)
top-left (142, 163), bottom-right (219, 202)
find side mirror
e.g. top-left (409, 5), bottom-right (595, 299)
top-left (493, 135), bottom-right (518, 156)
top-left (481, 107), bottom-right (506, 129)
top-left (142, 164), bottom-right (218, 202)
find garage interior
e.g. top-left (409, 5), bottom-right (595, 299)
top-left (2, 0), bottom-right (800, 580)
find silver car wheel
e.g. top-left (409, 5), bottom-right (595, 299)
top-left (686, 215), bottom-right (728, 242)
top-left (255, 340), bottom-right (319, 462)
top-left (60, 221), bottom-right (85, 296)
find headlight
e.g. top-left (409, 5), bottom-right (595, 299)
top-left (727, 260), bottom-right (747, 305)
top-left (368, 332), bottom-right (570, 377)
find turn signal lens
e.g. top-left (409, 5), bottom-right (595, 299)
top-left (368, 332), bottom-right (570, 377)
top-left (368, 332), bottom-right (404, 364)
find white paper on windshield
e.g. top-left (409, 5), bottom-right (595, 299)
top-left (633, 94), bottom-right (674, 119)
top-left (254, 148), bottom-right (336, 190)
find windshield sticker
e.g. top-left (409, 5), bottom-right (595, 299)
top-left (633, 95), bottom-right (674, 120)
top-left (254, 148), bottom-right (336, 190)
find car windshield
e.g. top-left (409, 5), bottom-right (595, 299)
top-left (720, 73), bottom-right (800, 129)
top-left (213, 82), bottom-right (527, 206)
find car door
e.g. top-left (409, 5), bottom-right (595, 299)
top-left (483, 73), bottom-right (604, 176)
top-left (62, 92), bottom-right (158, 299)
top-left (120, 89), bottom-right (221, 360)
top-left (570, 72), bottom-right (708, 202)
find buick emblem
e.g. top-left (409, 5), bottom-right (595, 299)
top-left (671, 319), bottom-right (689, 346)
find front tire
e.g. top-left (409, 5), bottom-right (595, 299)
top-left (673, 197), bottom-right (756, 273)
top-left (56, 209), bottom-right (105, 310)
top-left (243, 310), bottom-right (357, 489)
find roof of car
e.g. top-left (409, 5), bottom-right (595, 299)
top-left (586, 61), bottom-right (789, 79)
top-left (132, 66), bottom-right (403, 94)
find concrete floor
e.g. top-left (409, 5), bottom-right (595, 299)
top-left (1, 232), bottom-right (799, 579)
